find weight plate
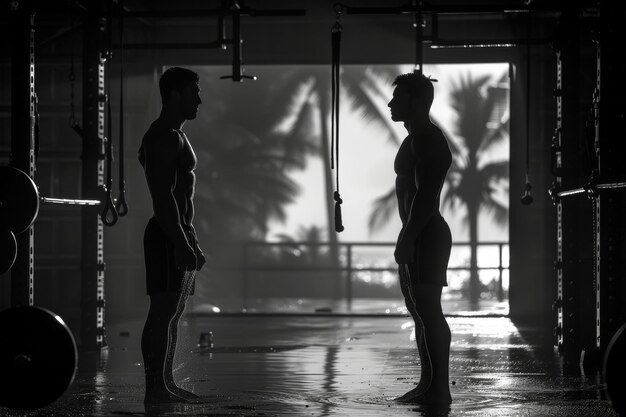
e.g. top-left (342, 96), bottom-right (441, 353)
top-left (0, 306), bottom-right (77, 410)
top-left (0, 166), bottom-right (40, 234)
top-left (0, 231), bottom-right (17, 274)
top-left (604, 323), bottom-right (626, 415)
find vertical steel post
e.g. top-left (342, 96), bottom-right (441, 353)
top-left (231, 11), bottom-right (242, 82)
top-left (593, 38), bottom-right (601, 353)
top-left (553, 8), bottom-right (593, 362)
top-left (553, 45), bottom-right (565, 352)
top-left (81, 1), bottom-right (107, 349)
top-left (9, 1), bottom-right (36, 308)
top-left (596, 0), bottom-right (625, 359)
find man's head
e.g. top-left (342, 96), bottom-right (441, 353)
top-left (159, 67), bottom-right (202, 120)
top-left (388, 72), bottom-right (434, 122)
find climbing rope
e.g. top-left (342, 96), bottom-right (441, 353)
top-left (331, 4), bottom-right (344, 232)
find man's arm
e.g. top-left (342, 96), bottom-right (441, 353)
top-left (395, 141), bottom-right (449, 264)
top-left (402, 161), bottom-right (446, 241)
top-left (185, 192), bottom-right (194, 225)
top-left (145, 131), bottom-right (195, 269)
top-left (185, 196), bottom-right (207, 271)
top-left (395, 178), bottom-right (410, 225)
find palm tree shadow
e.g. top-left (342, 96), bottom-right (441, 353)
top-left (267, 65), bottom-right (403, 293)
top-left (183, 65), bottom-right (404, 302)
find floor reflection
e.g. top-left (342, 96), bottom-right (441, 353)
top-left (0, 316), bottom-right (617, 416)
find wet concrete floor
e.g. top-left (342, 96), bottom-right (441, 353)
top-left (1, 315), bottom-right (619, 416)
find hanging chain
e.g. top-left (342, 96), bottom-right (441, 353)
top-left (68, 0), bottom-right (77, 128)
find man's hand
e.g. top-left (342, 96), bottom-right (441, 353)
top-left (195, 246), bottom-right (207, 271)
top-left (175, 243), bottom-right (197, 271)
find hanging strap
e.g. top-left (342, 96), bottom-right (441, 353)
top-left (101, 0), bottom-right (118, 226)
top-left (413, 0), bottom-right (424, 74)
top-left (68, 0), bottom-right (83, 138)
top-left (521, 6), bottom-right (533, 205)
top-left (115, 0), bottom-right (129, 217)
top-left (331, 11), bottom-right (344, 233)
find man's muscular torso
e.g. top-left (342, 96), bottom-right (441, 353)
top-left (394, 125), bottom-right (449, 226)
top-left (138, 120), bottom-right (197, 226)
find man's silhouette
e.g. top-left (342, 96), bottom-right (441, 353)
top-left (138, 67), bottom-right (206, 403)
top-left (388, 72), bottom-right (453, 405)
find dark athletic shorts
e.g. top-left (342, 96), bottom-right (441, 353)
top-left (400, 214), bottom-right (452, 287)
top-left (143, 217), bottom-right (197, 295)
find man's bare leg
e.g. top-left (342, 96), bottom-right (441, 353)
top-left (396, 308), bottom-right (433, 401)
top-left (402, 284), bottom-right (451, 405)
top-left (142, 292), bottom-right (187, 403)
top-left (396, 266), bottom-right (433, 401)
top-left (164, 273), bottom-right (200, 400)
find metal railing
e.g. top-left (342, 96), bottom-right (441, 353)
top-left (207, 241), bottom-right (509, 311)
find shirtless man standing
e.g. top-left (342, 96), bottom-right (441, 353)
top-left (388, 72), bottom-right (453, 405)
top-left (138, 67), bottom-right (206, 403)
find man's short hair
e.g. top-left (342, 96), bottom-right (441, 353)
top-left (159, 67), bottom-right (199, 105)
top-left (393, 72), bottom-right (434, 107)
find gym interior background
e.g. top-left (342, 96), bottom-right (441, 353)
top-left (1, 0), bottom-right (625, 415)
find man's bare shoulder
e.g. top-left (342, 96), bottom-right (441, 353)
top-left (412, 126), bottom-right (451, 166)
top-left (143, 123), bottom-right (183, 156)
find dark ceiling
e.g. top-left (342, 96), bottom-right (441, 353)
top-left (1, 0), bottom-right (582, 65)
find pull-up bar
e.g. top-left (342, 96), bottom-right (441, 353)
top-left (117, 0), bottom-right (306, 81)
top-left (336, 1), bottom-right (595, 51)
top-left (341, 1), bottom-right (591, 15)
top-left (122, 8), bottom-right (306, 19)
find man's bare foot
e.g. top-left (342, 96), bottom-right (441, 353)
top-left (144, 387), bottom-right (187, 404)
top-left (167, 384), bottom-right (201, 401)
top-left (395, 383), bottom-right (430, 402)
top-left (397, 386), bottom-right (451, 406)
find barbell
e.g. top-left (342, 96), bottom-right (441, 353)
top-left (0, 306), bottom-right (77, 410)
top-left (549, 177), bottom-right (626, 203)
top-left (0, 166), bottom-right (41, 235)
top-left (0, 165), bottom-right (103, 275)
top-left (1, 167), bottom-right (87, 410)
top-left (0, 165), bottom-right (101, 232)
